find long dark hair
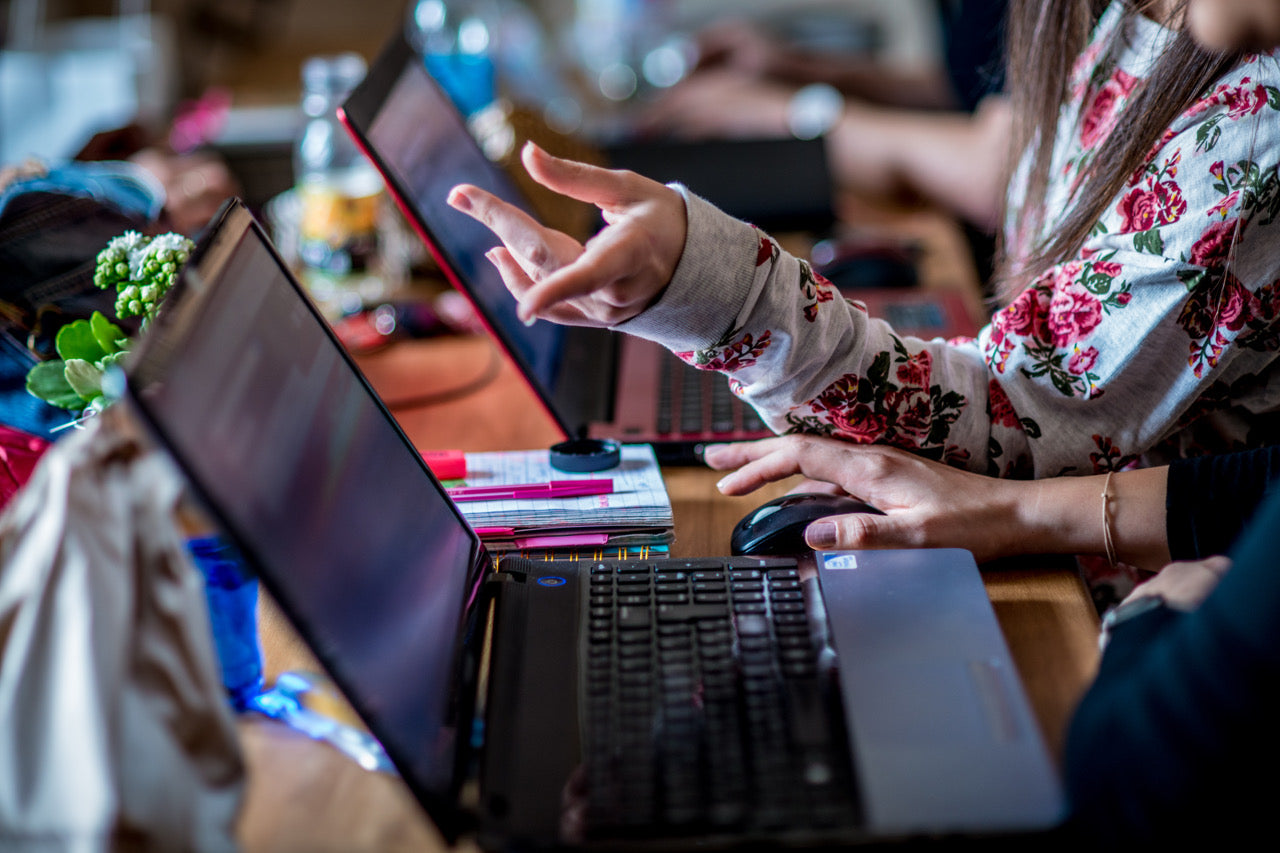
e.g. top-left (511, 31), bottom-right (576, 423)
top-left (995, 0), bottom-right (1245, 302)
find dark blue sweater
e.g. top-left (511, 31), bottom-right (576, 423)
top-left (1064, 451), bottom-right (1280, 845)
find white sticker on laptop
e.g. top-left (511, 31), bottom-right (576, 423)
top-left (823, 554), bottom-right (859, 571)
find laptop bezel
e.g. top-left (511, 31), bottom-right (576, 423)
top-left (122, 198), bottom-right (491, 843)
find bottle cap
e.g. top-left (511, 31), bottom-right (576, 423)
top-left (549, 438), bottom-right (621, 473)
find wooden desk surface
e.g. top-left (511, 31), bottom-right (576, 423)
top-left (238, 331), bottom-right (1100, 852)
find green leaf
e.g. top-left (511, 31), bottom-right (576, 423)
top-left (1133, 228), bottom-right (1164, 256)
top-left (867, 351), bottom-right (891, 387)
top-left (26, 360), bottom-right (85, 410)
top-left (100, 350), bottom-right (130, 370)
top-left (54, 319), bottom-right (107, 363)
top-left (1178, 268), bottom-right (1204, 290)
top-left (63, 358), bottom-right (104, 401)
top-left (90, 311), bottom-right (129, 355)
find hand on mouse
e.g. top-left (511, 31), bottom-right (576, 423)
top-left (704, 435), bottom-right (1026, 562)
top-left (447, 142), bottom-right (687, 327)
top-left (705, 435), bottom-right (1179, 571)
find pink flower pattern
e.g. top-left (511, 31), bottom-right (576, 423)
top-left (677, 329), bottom-right (772, 373)
top-left (1079, 68), bottom-right (1140, 150)
top-left (987, 379), bottom-right (1022, 430)
top-left (783, 344), bottom-right (970, 464)
top-left (664, 6), bottom-right (1280, 483)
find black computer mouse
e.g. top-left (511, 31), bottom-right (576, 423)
top-left (730, 492), bottom-right (884, 556)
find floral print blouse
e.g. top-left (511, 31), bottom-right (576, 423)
top-left (619, 2), bottom-right (1280, 477)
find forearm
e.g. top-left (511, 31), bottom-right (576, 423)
top-left (623, 191), bottom-right (1017, 471)
top-left (1011, 466), bottom-right (1170, 572)
top-left (769, 54), bottom-right (957, 109)
top-left (823, 96), bottom-right (1011, 228)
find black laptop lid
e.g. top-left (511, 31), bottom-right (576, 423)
top-left (340, 34), bottom-right (607, 439)
top-left (125, 201), bottom-right (486, 840)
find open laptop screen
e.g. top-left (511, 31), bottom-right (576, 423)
top-left (352, 43), bottom-right (567, 397)
top-left (127, 204), bottom-right (483, 820)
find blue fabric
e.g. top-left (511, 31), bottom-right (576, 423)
top-left (0, 159), bottom-right (161, 438)
top-left (1165, 445), bottom-right (1280, 560)
top-left (0, 160), bottom-right (164, 222)
top-left (1064, 485), bottom-right (1280, 846)
top-left (937, 0), bottom-right (1008, 111)
top-left (0, 333), bottom-right (72, 437)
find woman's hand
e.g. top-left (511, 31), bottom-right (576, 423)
top-left (692, 19), bottom-right (792, 78)
top-left (447, 142), bottom-right (687, 327)
top-left (703, 435), bottom-right (1025, 561)
top-left (1125, 556), bottom-right (1231, 611)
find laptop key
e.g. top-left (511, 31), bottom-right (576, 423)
top-left (618, 606), bottom-right (651, 628)
top-left (658, 604), bottom-right (730, 622)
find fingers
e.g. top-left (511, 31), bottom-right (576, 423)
top-left (786, 478), bottom-right (845, 496)
top-left (447, 183), bottom-right (575, 275)
top-left (716, 447), bottom-right (808, 495)
top-left (702, 437), bottom-right (788, 471)
top-left (513, 225), bottom-right (655, 322)
top-left (1197, 554), bottom-right (1234, 577)
top-left (710, 435), bottom-right (878, 497)
top-left (521, 143), bottom-right (653, 211)
top-left (450, 145), bottom-right (683, 326)
top-left (485, 245), bottom-right (536, 297)
top-left (803, 511), bottom-right (923, 552)
top-left (1128, 554), bottom-right (1232, 611)
top-left (485, 248), bottom-right (592, 325)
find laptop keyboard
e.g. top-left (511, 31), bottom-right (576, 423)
top-left (581, 557), bottom-right (860, 837)
top-left (657, 360), bottom-right (767, 437)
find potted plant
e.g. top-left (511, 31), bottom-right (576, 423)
top-left (24, 231), bottom-right (193, 418)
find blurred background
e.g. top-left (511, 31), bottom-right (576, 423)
top-left (2, 0), bottom-right (958, 320)
top-left (1, 0), bottom-right (940, 178)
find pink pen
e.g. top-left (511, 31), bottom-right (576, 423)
top-left (446, 478), bottom-right (614, 501)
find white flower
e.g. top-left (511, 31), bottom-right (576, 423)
top-left (128, 232), bottom-right (193, 280)
top-left (106, 230), bottom-right (149, 255)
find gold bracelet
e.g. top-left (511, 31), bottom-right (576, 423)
top-left (1101, 470), bottom-right (1117, 569)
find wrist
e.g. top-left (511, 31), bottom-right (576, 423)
top-left (1011, 475), bottom-right (1102, 558)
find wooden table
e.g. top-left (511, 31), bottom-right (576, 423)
top-left (236, 330), bottom-right (1100, 852)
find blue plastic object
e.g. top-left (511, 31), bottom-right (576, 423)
top-left (424, 52), bottom-right (496, 117)
top-left (186, 536), bottom-right (263, 711)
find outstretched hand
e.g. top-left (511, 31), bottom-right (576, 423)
top-left (703, 435), bottom-right (1024, 562)
top-left (447, 142), bottom-right (687, 327)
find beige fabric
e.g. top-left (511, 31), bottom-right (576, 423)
top-left (0, 410), bottom-right (243, 851)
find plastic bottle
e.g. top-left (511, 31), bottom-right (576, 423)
top-left (294, 53), bottom-right (387, 315)
top-left (186, 535), bottom-right (263, 712)
top-left (408, 0), bottom-right (499, 117)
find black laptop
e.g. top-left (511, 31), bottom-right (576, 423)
top-left (124, 200), bottom-right (1063, 848)
top-left (339, 33), bottom-right (784, 465)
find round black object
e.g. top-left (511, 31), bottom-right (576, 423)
top-left (730, 492), bottom-right (883, 556)
top-left (549, 438), bottom-right (622, 472)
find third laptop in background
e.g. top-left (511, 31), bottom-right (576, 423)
top-left (340, 33), bottom-right (787, 464)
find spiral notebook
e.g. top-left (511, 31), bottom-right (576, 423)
top-left (454, 444), bottom-right (673, 554)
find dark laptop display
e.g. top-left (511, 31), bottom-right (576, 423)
top-left (339, 34), bottom-right (774, 465)
top-left (124, 203), bottom-right (486, 831)
top-left (125, 201), bottom-right (1063, 849)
